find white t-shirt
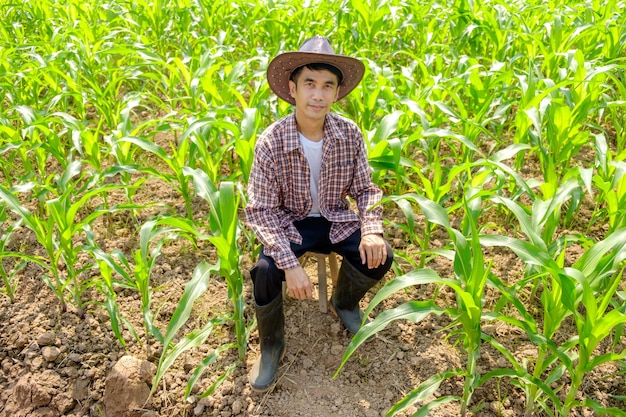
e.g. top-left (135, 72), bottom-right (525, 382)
top-left (299, 133), bottom-right (323, 217)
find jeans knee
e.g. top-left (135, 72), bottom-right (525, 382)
top-left (251, 257), bottom-right (283, 305)
top-left (253, 258), bottom-right (273, 278)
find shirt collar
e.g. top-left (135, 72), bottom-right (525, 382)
top-left (283, 112), bottom-right (344, 153)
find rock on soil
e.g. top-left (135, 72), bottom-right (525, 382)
top-left (104, 355), bottom-right (157, 417)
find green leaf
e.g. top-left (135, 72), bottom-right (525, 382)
top-left (163, 261), bottom-right (218, 345)
top-left (335, 301), bottom-right (443, 376)
top-left (364, 269), bottom-right (443, 317)
top-left (152, 317), bottom-right (223, 396)
top-left (385, 369), bottom-right (464, 416)
top-left (372, 110), bottom-right (403, 144)
top-left (184, 344), bottom-right (235, 398)
top-left (480, 235), bottom-right (560, 273)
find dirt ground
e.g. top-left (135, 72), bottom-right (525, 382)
top-left (0, 172), bottom-right (625, 417)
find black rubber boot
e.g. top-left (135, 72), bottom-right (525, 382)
top-left (330, 259), bottom-right (379, 334)
top-left (249, 294), bottom-right (286, 393)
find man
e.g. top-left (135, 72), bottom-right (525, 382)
top-left (245, 35), bottom-right (394, 393)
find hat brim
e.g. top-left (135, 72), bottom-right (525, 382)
top-left (267, 51), bottom-right (365, 105)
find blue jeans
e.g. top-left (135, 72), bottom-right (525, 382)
top-left (250, 216), bottom-right (393, 305)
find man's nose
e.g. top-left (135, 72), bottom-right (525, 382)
top-left (312, 86), bottom-right (323, 99)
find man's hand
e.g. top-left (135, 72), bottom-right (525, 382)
top-left (284, 266), bottom-right (314, 300)
top-left (359, 234), bottom-right (387, 269)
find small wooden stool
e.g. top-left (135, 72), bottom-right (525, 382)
top-left (284, 252), bottom-right (339, 313)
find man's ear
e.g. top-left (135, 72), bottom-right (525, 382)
top-left (288, 80), bottom-right (296, 99)
top-left (334, 85), bottom-right (341, 102)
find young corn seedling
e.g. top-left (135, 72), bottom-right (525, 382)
top-left (150, 261), bottom-right (237, 400)
top-left (84, 237), bottom-right (137, 347)
top-left (87, 215), bottom-right (206, 344)
top-left (481, 165), bottom-right (626, 415)
top-left (46, 161), bottom-right (139, 317)
top-left (562, 230), bottom-right (626, 416)
top-left (235, 107), bottom-right (261, 183)
top-left (512, 48), bottom-right (615, 199)
top-left (0, 160), bottom-right (134, 315)
top-left (479, 183), bottom-right (584, 414)
top-left (190, 124), bottom-right (226, 185)
top-left (591, 133), bottom-right (626, 233)
top-left (482, 226), bottom-right (626, 417)
top-left (5, 109), bottom-right (69, 208)
top-left (0, 206), bottom-right (28, 303)
top-left (336, 188), bottom-right (492, 416)
top-left (118, 133), bottom-right (195, 218)
top-left (53, 110), bottom-right (104, 172)
top-left (602, 69), bottom-right (626, 155)
top-left (183, 98), bottom-right (261, 184)
top-left (103, 96), bottom-right (154, 207)
top-left (0, 125), bottom-right (24, 185)
top-left (0, 182), bottom-right (66, 309)
top-left (185, 167), bottom-right (251, 361)
top-left (382, 153), bottom-right (495, 268)
top-left (139, 217), bottom-right (205, 343)
top-left (481, 239), bottom-right (573, 416)
top-left (365, 110), bottom-right (406, 193)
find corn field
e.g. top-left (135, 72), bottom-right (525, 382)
top-left (1, 0), bottom-right (626, 416)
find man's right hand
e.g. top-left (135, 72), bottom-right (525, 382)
top-left (284, 266), bottom-right (314, 300)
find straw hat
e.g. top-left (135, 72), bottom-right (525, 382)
top-left (267, 36), bottom-right (365, 105)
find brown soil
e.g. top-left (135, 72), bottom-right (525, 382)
top-left (0, 173), bottom-right (624, 417)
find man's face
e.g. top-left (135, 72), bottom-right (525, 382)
top-left (288, 67), bottom-right (340, 122)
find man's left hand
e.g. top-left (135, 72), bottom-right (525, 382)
top-left (358, 234), bottom-right (387, 269)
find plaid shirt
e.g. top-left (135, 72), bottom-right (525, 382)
top-left (245, 112), bottom-right (384, 270)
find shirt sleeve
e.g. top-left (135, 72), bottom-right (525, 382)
top-left (244, 135), bottom-right (301, 271)
top-left (349, 128), bottom-right (385, 237)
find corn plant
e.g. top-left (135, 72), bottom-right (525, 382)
top-left (0, 206), bottom-right (28, 302)
top-left (380, 156), bottom-right (468, 267)
top-left (185, 167), bottom-right (251, 361)
top-left (236, 107), bottom-right (263, 183)
top-left (84, 228), bottom-right (140, 346)
top-left (53, 111), bottom-right (104, 172)
top-left (4, 108), bottom-right (71, 201)
top-left (0, 136), bottom-right (24, 186)
top-left (365, 111), bottom-right (405, 190)
top-left (592, 133), bottom-right (626, 233)
top-left (0, 183), bottom-right (65, 303)
top-left (117, 133), bottom-right (197, 218)
top-left (89, 216), bottom-right (205, 343)
top-left (182, 103), bottom-right (262, 185)
top-left (480, 182), bottom-right (626, 415)
top-left (103, 96), bottom-right (155, 206)
top-left (337, 189), bottom-right (493, 416)
top-left (0, 161), bottom-right (134, 316)
top-left (481, 227), bottom-right (626, 417)
top-left (483, 188), bottom-right (588, 414)
top-left (178, 118), bottom-right (236, 185)
top-left (381, 145), bottom-right (524, 268)
top-left (503, 176), bottom-right (583, 252)
top-left (602, 69), bottom-right (626, 155)
top-left (45, 163), bottom-right (117, 316)
top-left (512, 46), bottom-right (618, 198)
top-left (151, 260), bottom-right (236, 399)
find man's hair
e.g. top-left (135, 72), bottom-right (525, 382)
top-left (289, 63), bottom-right (344, 86)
